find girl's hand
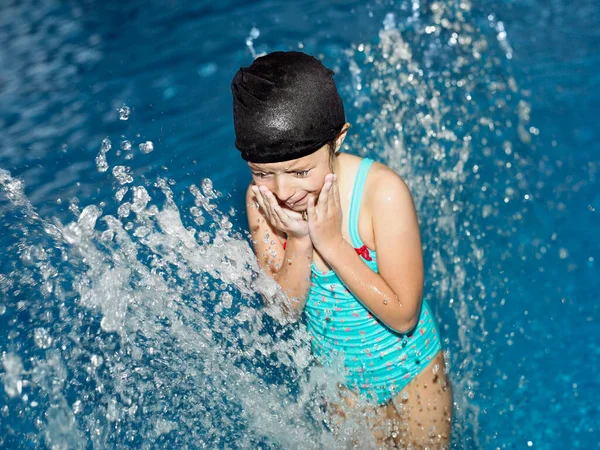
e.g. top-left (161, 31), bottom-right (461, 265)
top-left (307, 174), bottom-right (344, 253)
top-left (251, 185), bottom-right (309, 239)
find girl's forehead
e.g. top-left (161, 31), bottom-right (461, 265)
top-left (248, 150), bottom-right (325, 171)
top-left (249, 160), bottom-right (301, 171)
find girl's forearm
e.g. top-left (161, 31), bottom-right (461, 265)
top-left (272, 235), bottom-right (313, 316)
top-left (319, 240), bottom-right (421, 333)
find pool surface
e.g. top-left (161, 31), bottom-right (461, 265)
top-left (1, 0), bottom-right (598, 448)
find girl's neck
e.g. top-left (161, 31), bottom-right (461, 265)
top-left (333, 151), bottom-right (345, 176)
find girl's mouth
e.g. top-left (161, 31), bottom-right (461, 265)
top-left (286, 193), bottom-right (308, 208)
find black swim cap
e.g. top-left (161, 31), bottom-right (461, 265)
top-left (232, 51), bottom-right (345, 163)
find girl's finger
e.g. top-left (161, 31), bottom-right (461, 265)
top-left (252, 186), bottom-right (267, 213)
top-left (307, 195), bottom-right (317, 221)
top-left (263, 188), bottom-right (280, 213)
top-left (270, 197), bottom-right (291, 226)
top-left (267, 189), bottom-right (291, 227)
top-left (331, 175), bottom-right (341, 211)
top-left (257, 187), bottom-right (277, 223)
top-left (318, 178), bottom-right (331, 214)
top-left (285, 208), bottom-right (304, 222)
top-left (262, 189), bottom-right (283, 224)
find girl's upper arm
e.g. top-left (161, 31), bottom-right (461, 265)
top-left (245, 183), bottom-right (286, 277)
top-left (370, 168), bottom-right (424, 323)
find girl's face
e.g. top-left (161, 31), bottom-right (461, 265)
top-left (248, 145), bottom-right (333, 212)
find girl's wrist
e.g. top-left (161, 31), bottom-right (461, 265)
top-left (286, 233), bottom-right (313, 249)
top-left (315, 236), bottom-right (346, 261)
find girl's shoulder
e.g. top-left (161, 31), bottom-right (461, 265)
top-left (338, 153), bottom-right (406, 191)
top-left (361, 159), bottom-right (414, 216)
top-left (337, 153), bottom-right (412, 217)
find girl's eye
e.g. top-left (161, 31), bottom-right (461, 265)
top-left (253, 172), bottom-right (269, 178)
top-left (295, 170), bottom-right (310, 178)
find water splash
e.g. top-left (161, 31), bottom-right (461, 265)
top-left (0, 150), bottom-right (372, 448)
top-left (341, 1), bottom-right (534, 446)
top-left (1, 1), bottom-right (545, 448)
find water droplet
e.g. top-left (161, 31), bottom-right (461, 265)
top-left (221, 292), bottom-right (233, 309)
top-left (96, 152), bottom-right (108, 172)
top-left (118, 202), bottom-right (131, 218)
top-left (119, 104), bottom-right (131, 120)
top-left (249, 27), bottom-right (260, 39)
top-left (112, 166), bottom-right (133, 185)
top-left (139, 141), bottom-right (154, 154)
top-left (131, 186), bottom-right (151, 213)
top-left (34, 328), bottom-right (52, 349)
top-left (2, 353), bottom-right (24, 398)
top-left (201, 178), bottom-right (214, 196)
top-left (115, 187), bottom-right (128, 202)
top-left (72, 400), bottom-right (83, 414)
top-left (91, 354), bottom-right (103, 367)
top-left (121, 140), bottom-right (132, 151)
top-left (101, 138), bottom-right (112, 152)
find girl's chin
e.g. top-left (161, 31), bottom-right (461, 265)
top-left (283, 205), bottom-right (307, 213)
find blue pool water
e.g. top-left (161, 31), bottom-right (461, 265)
top-left (1, 0), bottom-right (598, 448)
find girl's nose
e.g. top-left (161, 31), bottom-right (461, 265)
top-left (273, 176), bottom-right (294, 202)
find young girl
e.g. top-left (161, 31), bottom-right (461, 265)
top-left (232, 51), bottom-right (453, 448)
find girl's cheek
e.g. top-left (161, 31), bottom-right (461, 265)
top-left (252, 178), bottom-right (270, 189)
top-left (307, 179), bottom-right (323, 191)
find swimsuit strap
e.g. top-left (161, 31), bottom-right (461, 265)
top-left (348, 158), bottom-right (374, 248)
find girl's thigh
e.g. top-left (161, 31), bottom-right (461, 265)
top-left (389, 350), bottom-right (453, 449)
top-left (325, 351), bottom-right (452, 449)
top-left (325, 385), bottom-right (393, 448)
